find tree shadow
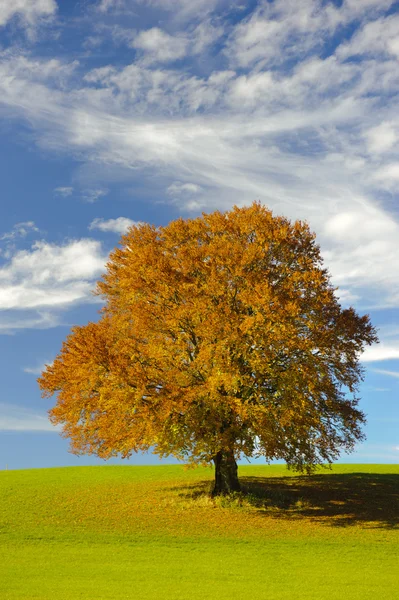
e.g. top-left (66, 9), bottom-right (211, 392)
top-left (169, 473), bottom-right (399, 529)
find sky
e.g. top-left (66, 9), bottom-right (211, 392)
top-left (0, 0), bottom-right (398, 471)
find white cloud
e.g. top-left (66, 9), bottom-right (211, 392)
top-left (191, 20), bottom-right (224, 54)
top-left (0, 222), bottom-right (39, 241)
top-left (89, 217), bottom-right (141, 234)
top-left (0, 402), bottom-right (60, 432)
top-left (0, 54), bottom-right (78, 83)
top-left (166, 182), bottom-right (204, 211)
top-left (374, 163), bottom-right (399, 186)
top-left (0, 0), bottom-right (57, 29)
top-left (84, 63), bottom-right (235, 113)
top-left (126, 20), bottom-right (223, 65)
top-left (166, 181), bottom-right (204, 212)
top-left (224, 0), bottom-right (340, 69)
top-left (366, 122), bottom-right (397, 154)
top-left (167, 182), bottom-right (203, 195)
top-left (54, 186), bottom-right (73, 197)
top-left (224, 0), bottom-right (396, 70)
top-left (373, 325), bottom-right (399, 339)
top-left (96, 0), bottom-right (126, 12)
top-left (0, 311), bottom-right (60, 335)
top-left (0, 239), bottom-right (107, 310)
top-left (321, 207), bottom-right (399, 308)
top-left (132, 28), bottom-right (189, 64)
top-left (324, 209), bottom-right (397, 243)
top-left (337, 13), bottom-right (399, 60)
top-left (362, 344), bottom-right (399, 363)
top-left (23, 360), bottom-right (52, 375)
top-left (81, 188), bottom-right (108, 203)
top-left (343, 0), bottom-right (394, 13)
top-left (333, 288), bottom-right (360, 306)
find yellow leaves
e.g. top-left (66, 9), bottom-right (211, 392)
top-left (239, 315), bottom-right (256, 335)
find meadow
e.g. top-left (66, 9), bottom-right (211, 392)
top-left (0, 463), bottom-right (397, 599)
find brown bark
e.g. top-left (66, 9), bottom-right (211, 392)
top-left (212, 449), bottom-right (241, 496)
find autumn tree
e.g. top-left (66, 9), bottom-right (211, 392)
top-left (39, 202), bottom-right (378, 495)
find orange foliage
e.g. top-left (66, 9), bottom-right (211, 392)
top-left (38, 202), bottom-right (378, 471)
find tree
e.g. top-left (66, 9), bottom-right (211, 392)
top-left (38, 202), bottom-right (378, 495)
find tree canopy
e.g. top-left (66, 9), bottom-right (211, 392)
top-left (39, 202), bottom-right (378, 494)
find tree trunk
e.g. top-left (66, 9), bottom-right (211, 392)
top-left (212, 449), bottom-right (241, 496)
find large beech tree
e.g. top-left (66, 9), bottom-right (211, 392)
top-left (39, 202), bottom-right (378, 495)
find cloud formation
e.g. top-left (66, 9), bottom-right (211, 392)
top-left (132, 28), bottom-right (189, 64)
top-left (0, 0), bottom-right (57, 29)
top-left (0, 0), bottom-right (398, 326)
top-left (361, 344), bottom-right (399, 363)
top-left (54, 186), bottom-right (73, 197)
top-left (81, 188), bottom-right (109, 203)
top-left (89, 217), bottom-right (142, 234)
top-left (0, 239), bottom-right (106, 311)
top-left (0, 221), bottom-right (39, 241)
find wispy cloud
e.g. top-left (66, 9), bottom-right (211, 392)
top-left (130, 21), bottom-right (223, 64)
top-left (23, 360), bottom-right (53, 375)
top-left (0, 311), bottom-right (60, 335)
top-left (337, 12), bottom-right (399, 60)
top-left (54, 186), bottom-right (74, 197)
top-left (167, 182), bottom-right (203, 195)
top-left (89, 217), bottom-right (142, 234)
top-left (0, 402), bottom-right (60, 432)
top-left (0, 222), bottom-right (39, 242)
top-left (0, 0), bottom-right (57, 31)
top-left (96, 0), bottom-right (221, 20)
top-left (371, 368), bottom-right (399, 379)
top-left (81, 188), bottom-right (108, 203)
top-left (167, 181), bottom-right (204, 210)
top-left (96, 0), bottom-right (127, 13)
top-left (132, 28), bottom-right (189, 64)
top-left (224, 0), bottom-right (395, 69)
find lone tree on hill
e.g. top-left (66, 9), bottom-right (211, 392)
top-left (39, 202), bottom-right (378, 495)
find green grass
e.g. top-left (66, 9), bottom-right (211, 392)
top-left (0, 463), bottom-right (398, 599)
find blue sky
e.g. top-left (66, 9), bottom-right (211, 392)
top-left (0, 0), bottom-right (398, 470)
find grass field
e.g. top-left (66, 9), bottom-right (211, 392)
top-left (0, 463), bottom-right (398, 599)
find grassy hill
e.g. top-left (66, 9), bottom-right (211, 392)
top-left (0, 463), bottom-right (398, 599)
